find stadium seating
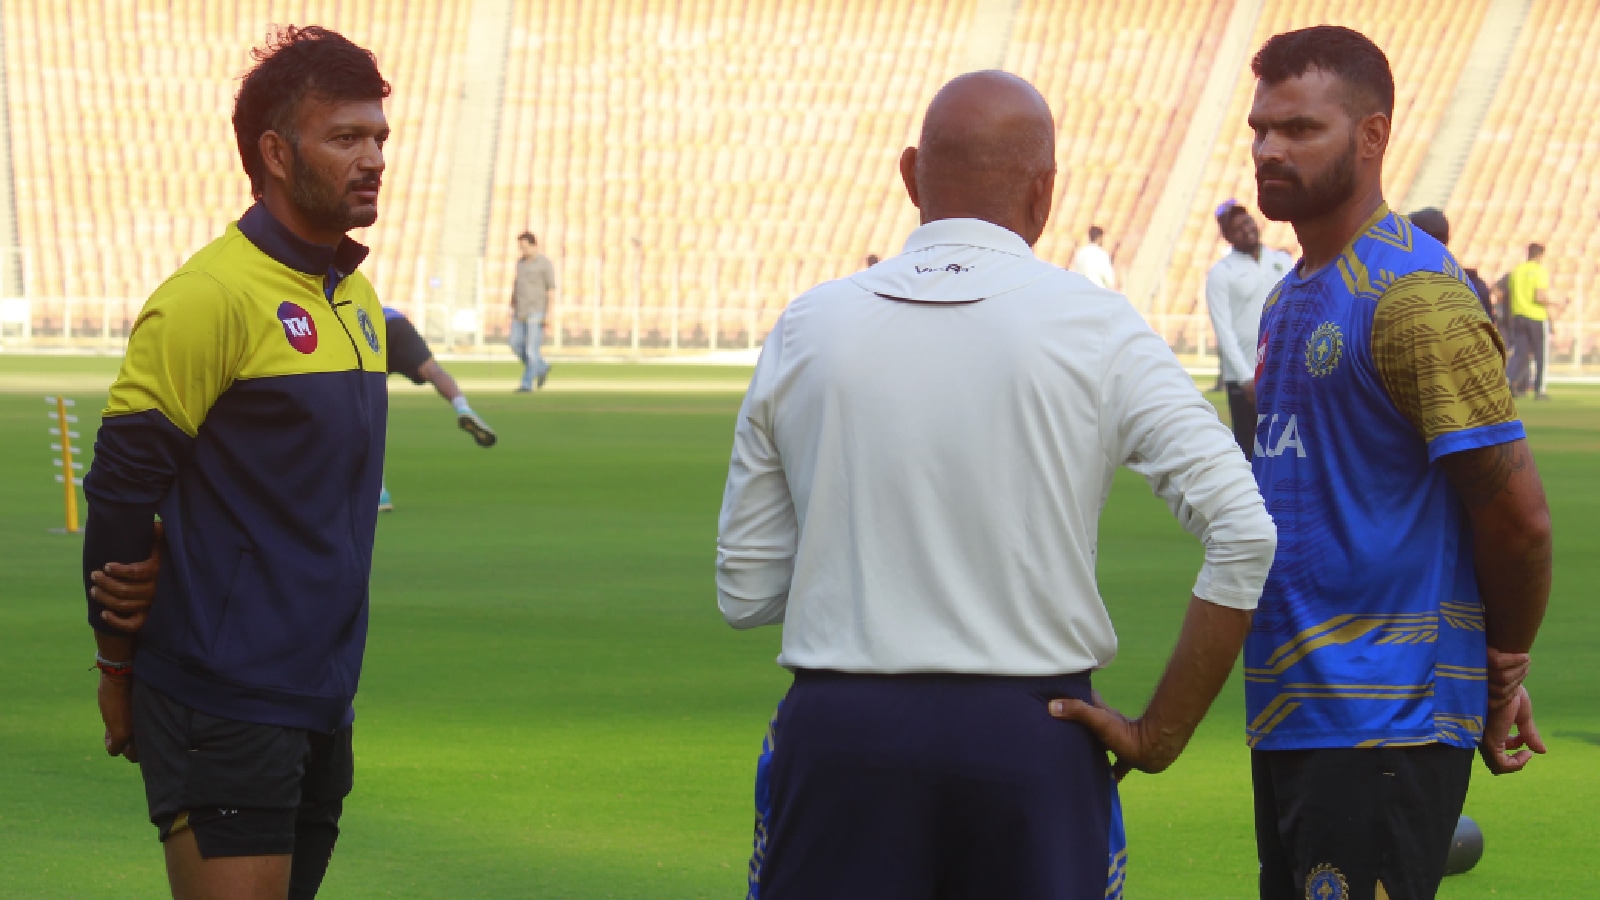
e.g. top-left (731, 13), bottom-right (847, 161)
top-left (1449, 0), bottom-right (1600, 363)
top-left (487, 0), bottom-right (977, 346)
top-left (1, 0), bottom-right (1596, 364)
top-left (1, 0), bottom-right (471, 333)
top-left (1004, 0), bottom-right (1234, 281)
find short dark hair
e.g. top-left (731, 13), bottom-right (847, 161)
top-left (1408, 208), bottom-right (1450, 245)
top-left (1088, 225), bottom-right (1104, 242)
top-left (1251, 25), bottom-right (1394, 119)
top-left (1528, 242), bottom-right (1545, 258)
top-left (233, 26), bottom-right (390, 197)
top-left (518, 232), bottom-right (538, 245)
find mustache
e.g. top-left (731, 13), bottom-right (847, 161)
top-left (1256, 164), bottom-right (1301, 186)
top-left (350, 178), bottom-right (382, 192)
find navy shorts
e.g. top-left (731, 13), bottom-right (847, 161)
top-left (755, 669), bottom-right (1112, 900)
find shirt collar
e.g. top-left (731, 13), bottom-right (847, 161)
top-left (1290, 203), bottom-right (1391, 284)
top-left (900, 218), bottom-right (1036, 258)
top-left (237, 202), bottom-right (370, 277)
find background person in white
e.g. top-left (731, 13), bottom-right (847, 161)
top-left (1204, 200), bottom-right (1294, 457)
top-left (1070, 224), bottom-right (1117, 289)
top-left (717, 70), bottom-right (1277, 900)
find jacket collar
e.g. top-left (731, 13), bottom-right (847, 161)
top-left (238, 203), bottom-right (370, 277)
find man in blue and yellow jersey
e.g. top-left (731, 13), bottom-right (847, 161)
top-left (1241, 27), bottom-right (1553, 900)
top-left (82, 26), bottom-right (392, 899)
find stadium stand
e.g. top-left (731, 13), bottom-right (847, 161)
top-left (486, 0), bottom-right (976, 348)
top-left (1004, 0), bottom-right (1235, 285)
top-left (1449, 0), bottom-right (1599, 364)
top-left (0, 0), bottom-right (1596, 368)
top-left (1, 0), bottom-right (471, 339)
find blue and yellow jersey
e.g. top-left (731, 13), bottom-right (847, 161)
top-left (82, 203), bottom-right (388, 733)
top-left (1245, 206), bottom-right (1522, 751)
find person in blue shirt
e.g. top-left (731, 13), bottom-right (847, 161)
top-left (1241, 26), bottom-right (1551, 899)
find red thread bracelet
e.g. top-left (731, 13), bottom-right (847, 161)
top-left (94, 655), bottom-right (134, 679)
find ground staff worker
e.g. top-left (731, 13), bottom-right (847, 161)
top-left (717, 70), bottom-right (1277, 899)
top-left (82, 26), bottom-right (392, 899)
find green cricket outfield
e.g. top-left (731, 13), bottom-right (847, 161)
top-left (2, 356), bottom-right (1595, 897)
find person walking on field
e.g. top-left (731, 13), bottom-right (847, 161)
top-left (1181, 26), bottom-right (1550, 899)
top-left (510, 231), bottom-right (556, 391)
top-left (718, 70), bottom-right (1276, 900)
top-left (1205, 199), bottom-right (1294, 458)
top-left (80, 26), bottom-right (393, 899)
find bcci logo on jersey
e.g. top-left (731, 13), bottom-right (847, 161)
top-left (1305, 322), bottom-right (1343, 377)
top-left (1305, 863), bottom-right (1348, 899)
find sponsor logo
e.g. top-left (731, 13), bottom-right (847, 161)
top-left (1256, 332), bottom-right (1269, 383)
top-left (1305, 321), bottom-right (1343, 377)
top-left (357, 307), bottom-right (381, 353)
top-left (915, 264), bottom-right (972, 274)
top-left (1254, 412), bottom-right (1307, 458)
top-left (1305, 863), bottom-right (1348, 899)
top-left (277, 301), bottom-right (318, 354)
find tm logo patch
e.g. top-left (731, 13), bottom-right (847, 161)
top-left (277, 302), bottom-right (318, 354)
top-left (357, 307), bottom-right (381, 353)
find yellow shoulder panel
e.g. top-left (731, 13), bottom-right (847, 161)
top-left (1371, 271), bottom-right (1517, 444)
top-left (104, 271), bottom-right (245, 437)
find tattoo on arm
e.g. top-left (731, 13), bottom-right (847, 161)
top-left (1447, 442), bottom-right (1529, 509)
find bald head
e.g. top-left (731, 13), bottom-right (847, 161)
top-left (900, 71), bottom-right (1058, 244)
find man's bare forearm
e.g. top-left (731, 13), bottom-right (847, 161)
top-left (95, 631), bottom-right (137, 662)
top-left (1442, 440), bottom-right (1551, 653)
top-left (1137, 595), bottom-right (1253, 770)
top-left (1473, 526), bottom-right (1551, 653)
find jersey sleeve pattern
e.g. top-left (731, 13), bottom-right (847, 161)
top-left (1370, 271), bottom-right (1523, 461)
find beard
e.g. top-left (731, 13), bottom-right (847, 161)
top-left (1256, 138), bottom-right (1357, 223)
top-left (288, 147), bottom-right (378, 234)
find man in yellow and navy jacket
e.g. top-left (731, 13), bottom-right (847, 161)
top-left (82, 26), bottom-right (392, 900)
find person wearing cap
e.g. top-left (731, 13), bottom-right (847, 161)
top-left (1204, 200), bottom-right (1294, 458)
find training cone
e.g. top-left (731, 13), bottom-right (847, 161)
top-left (1444, 815), bottom-right (1483, 876)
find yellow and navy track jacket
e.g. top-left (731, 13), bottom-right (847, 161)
top-left (83, 204), bottom-right (387, 732)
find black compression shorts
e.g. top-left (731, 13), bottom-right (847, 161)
top-left (132, 680), bottom-right (353, 859)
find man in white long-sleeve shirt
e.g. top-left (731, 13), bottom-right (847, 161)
top-left (716, 71), bottom-right (1277, 900)
top-left (1204, 200), bottom-right (1294, 457)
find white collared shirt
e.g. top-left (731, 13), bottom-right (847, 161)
top-left (1070, 242), bottom-right (1117, 290)
top-left (1204, 246), bottom-right (1295, 384)
top-left (716, 218), bottom-right (1276, 675)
